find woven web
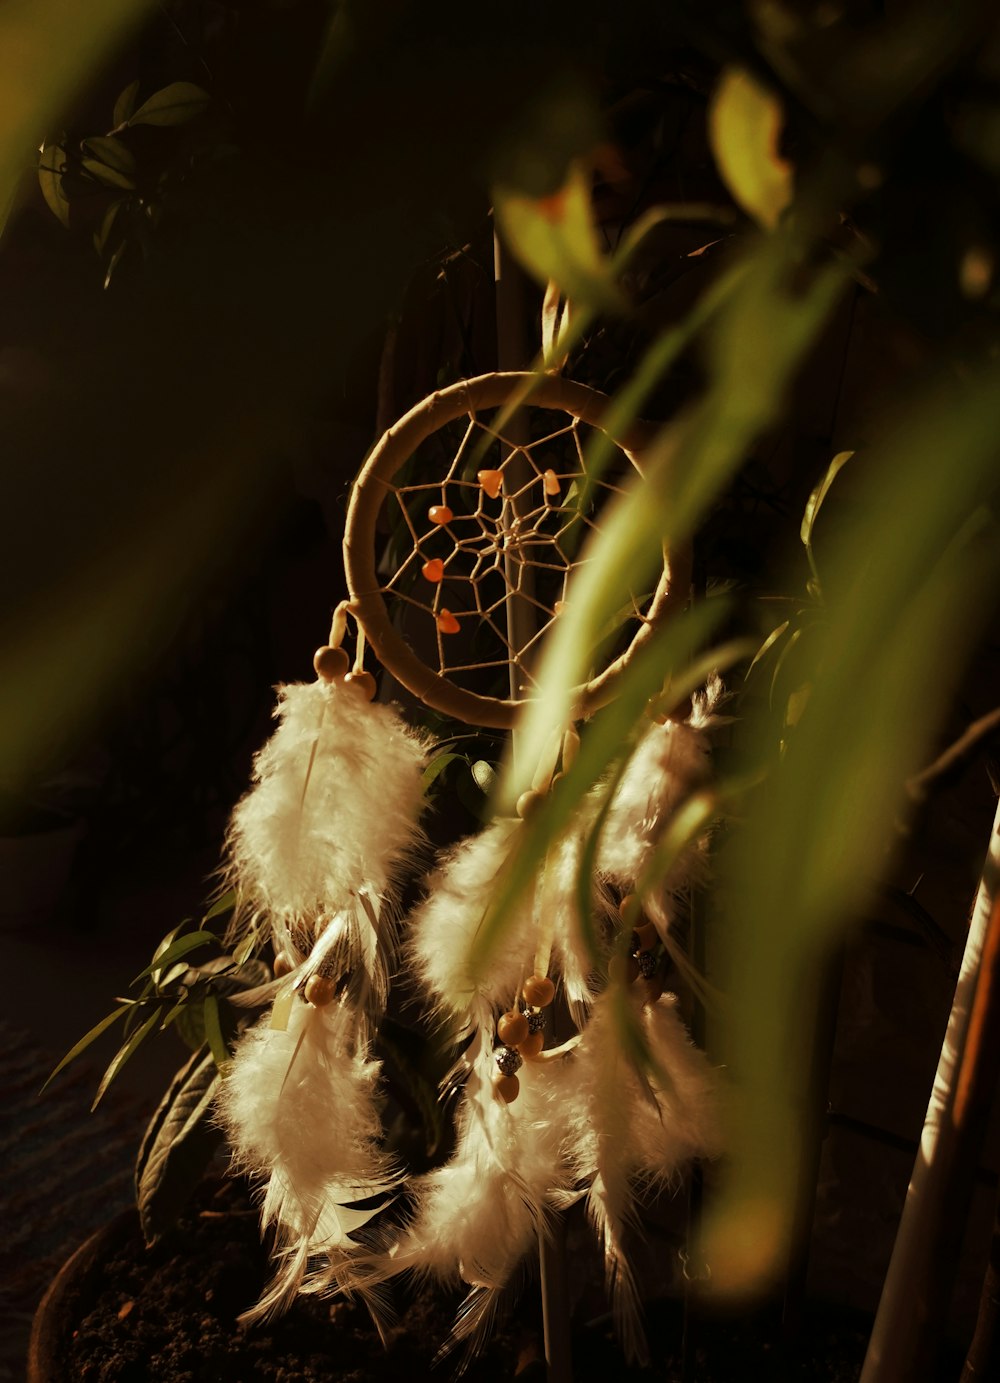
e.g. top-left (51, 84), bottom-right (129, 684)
top-left (379, 406), bottom-right (651, 696)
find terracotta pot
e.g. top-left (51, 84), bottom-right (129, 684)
top-left (27, 1209), bottom-right (138, 1383)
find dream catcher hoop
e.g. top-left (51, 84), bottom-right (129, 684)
top-left (343, 370), bottom-right (692, 729)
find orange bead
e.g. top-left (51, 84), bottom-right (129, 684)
top-left (543, 469), bottom-right (561, 497)
top-left (273, 952), bottom-right (294, 979)
top-left (497, 1011), bottom-right (529, 1047)
top-left (478, 469), bottom-right (503, 499)
top-left (313, 645), bottom-right (350, 681)
top-left (493, 1071), bottom-right (520, 1103)
top-left (519, 1031), bottom-right (545, 1060)
top-left (634, 921), bottom-right (658, 952)
top-left (421, 557), bottom-right (444, 584)
top-left (553, 600), bottom-right (566, 615)
top-left (522, 974), bottom-right (555, 1008)
top-left (304, 974), bottom-right (337, 1006)
top-left (428, 505), bottom-right (453, 526)
top-left (344, 670), bottom-right (376, 700)
top-left (516, 789), bottom-right (542, 821)
top-left (619, 893), bottom-right (640, 921)
top-left (437, 609), bottom-right (460, 635)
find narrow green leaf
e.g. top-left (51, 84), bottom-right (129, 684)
top-left (420, 751), bottom-right (463, 794)
top-left (127, 81), bottom-right (210, 128)
top-left (708, 68), bottom-right (793, 230)
top-left (134, 930), bottom-right (215, 983)
top-left (81, 134), bottom-right (135, 174)
top-left (42, 1003), bottom-right (129, 1091)
top-left (92, 1005), bottom-right (163, 1109)
top-left (136, 1046), bottom-right (221, 1244)
top-left (801, 450), bottom-right (854, 567)
top-left (202, 888), bottom-right (236, 923)
top-left (38, 143), bottom-right (70, 227)
top-left (113, 78), bottom-right (139, 128)
top-left (202, 993), bottom-right (230, 1070)
top-left (232, 930), bottom-right (258, 965)
top-left (81, 156), bottom-right (135, 190)
top-left (93, 197), bottom-right (124, 255)
top-left (746, 619), bottom-right (789, 679)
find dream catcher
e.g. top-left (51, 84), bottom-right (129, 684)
top-left (219, 369), bottom-right (723, 1360)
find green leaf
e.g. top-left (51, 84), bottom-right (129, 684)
top-left (81, 134), bottom-right (135, 175)
top-left (420, 751), bottom-right (463, 794)
top-left (113, 78), bottom-right (139, 128)
top-left (746, 619), bottom-right (790, 679)
top-left (134, 930), bottom-right (216, 984)
top-left (93, 197), bottom-right (124, 255)
top-left (708, 67), bottom-right (793, 230)
top-left (135, 1046), bottom-right (222, 1245)
top-left (81, 157), bottom-right (135, 191)
top-left (202, 993), bottom-right (231, 1070)
top-left (42, 1003), bottom-right (129, 1090)
top-left (38, 142), bottom-right (70, 227)
top-left (202, 888), bottom-right (236, 923)
top-left (494, 161), bottom-right (625, 314)
top-left (801, 450), bottom-right (854, 572)
top-left (92, 1005), bottom-right (164, 1109)
top-left (173, 1000), bottom-right (206, 1052)
top-left (127, 81), bottom-right (210, 128)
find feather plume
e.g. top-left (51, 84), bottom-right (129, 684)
top-left (223, 677), bottom-right (428, 997)
top-left (217, 994), bottom-right (399, 1322)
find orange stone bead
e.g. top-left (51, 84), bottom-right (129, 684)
top-left (497, 1011), bottom-right (529, 1047)
top-left (428, 505), bottom-right (453, 526)
top-left (493, 1071), bottom-right (520, 1103)
top-left (634, 921), bottom-right (658, 952)
top-left (273, 952), bottom-right (294, 979)
top-left (543, 469), bottom-right (561, 497)
top-left (478, 469), bottom-right (503, 499)
top-left (304, 974), bottom-right (337, 1006)
top-left (609, 954), bottom-right (640, 985)
top-left (522, 974), bottom-right (555, 1008)
top-left (437, 609), bottom-right (460, 635)
top-left (422, 558), bottom-right (444, 583)
top-left (519, 1031), bottom-right (545, 1060)
top-left (344, 670), bottom-right (376, 700)
top-left (313, 645), bottom-right (350, 681)
top-left (553, 600), bottom-right (567, 615)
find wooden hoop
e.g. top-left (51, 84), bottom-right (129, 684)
top-left (343, 371), bottom-right (690, 729)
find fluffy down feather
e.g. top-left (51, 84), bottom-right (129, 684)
top-left (223, 678), bottom-right (428, 970)
top-left (218, 994), bottom-right (398, 1321)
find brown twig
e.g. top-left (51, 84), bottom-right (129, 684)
top-left (907, 705), bottom-right (1000, 803)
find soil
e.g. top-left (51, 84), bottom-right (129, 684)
top-left (49, 1176), bottom-right (963, 1382)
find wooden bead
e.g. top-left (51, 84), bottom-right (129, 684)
top-left (516, 789), bottom-right (541, 820)
top-left (428, 505), bottom-right (453, 526)
top-left (522, 974), bottom-right (555, 1008)
top-left (519, 1031), bottom-right (545, 1060)
top-left (493, 1071), bottom-right (520, 1104)
top-left (273, 952), bottom-right (294, 979)
top-left (619, 893), bottom-right (641, 922)
top-left (478, 469), bottom-right (503, 499)
top-left (543, 469), bottom-right (561, 497)
top-left (304, 974), bottom-right (337, 1007)
top-left (421, 558), bottom-right (444, 583)
top-left (313, 645), bottom-right (350, 681)
top-left (497, 1011), bottom-right (529, 1047)
top-left (436, 609), bottom-right (460, 635)
top-left (344, 670), bottom-right (376, 700)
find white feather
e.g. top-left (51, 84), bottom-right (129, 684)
top-left (223, 678), bottom-right (428, 986)
top-left (217, 994), bottom-right (398, 1321)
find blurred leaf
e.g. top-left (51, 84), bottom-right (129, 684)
top-left (92, 1005), bottom-right (163, 1109)
top-left (704, 363), bottom-right (1000, 1297)
top-left (93, 198), bottom-right (124, 254)
top-left (37, 142), bottom-right (70, 227)
top-left (708, 67), bottom-right (793, 230)
top-left (113, 78), bottom-right (139, 128)
top-left (135, 1046), bottom-right (222, 1244)
top-left (127, 81), bottom-right (210, 128)
top-left (494, 160), bottom-right (624, 314)
top-left (41, 1002), bottom-right (129, 1090)
top-left (0, 0), bottom-right (149, 219)
top-left (103, 239), bottom-right (126, 288)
